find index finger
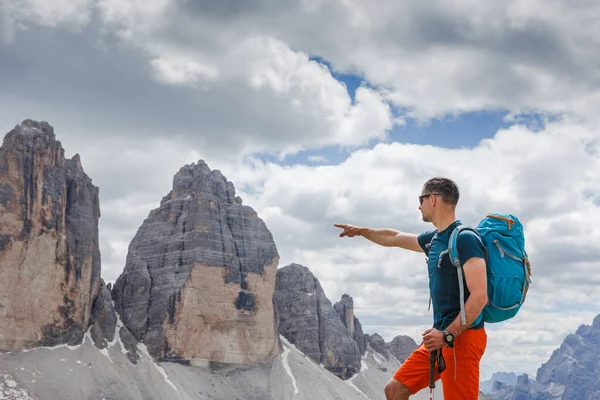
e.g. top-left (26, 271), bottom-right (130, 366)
top-left (333, 223), bottom-right (346, 228)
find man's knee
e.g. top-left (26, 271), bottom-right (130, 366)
top-left (384, 378), bottom-right (412, 399)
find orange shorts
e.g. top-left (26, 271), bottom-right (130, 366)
top-left (392, 327), bottom-right (487, 400)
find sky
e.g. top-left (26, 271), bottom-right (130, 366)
top-left (1, 0), bottom-right (600, 383)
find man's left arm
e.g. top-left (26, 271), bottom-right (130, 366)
top-left (422, 231), bottom-right (488, 351)
top-left (445, 256), bottom-right (488, 338)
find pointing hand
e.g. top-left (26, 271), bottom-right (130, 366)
top-left (334, 223), bottom-right (365, 237)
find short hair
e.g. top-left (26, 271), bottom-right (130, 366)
top-left (422, 177), bottom-right (460, 205)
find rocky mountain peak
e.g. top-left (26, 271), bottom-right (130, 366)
top-left (368, 333), bottom-right (388, 359)
top-left (5, 119), bottom-right (55, 139)
top-left (487, 313), bottom-right (600, 400)
top-left (0, 120), bottom-right (101, 349)
top-left (334, 293), bottom-right (367, 355)
top-left (387, 335), bottom-right (418, 363)
top-left (167, 160), bottom-right (237, 205)
top-left (111, 159), bottom-right (279, 365)
top-left (274, 263), bottom-right (362, 379)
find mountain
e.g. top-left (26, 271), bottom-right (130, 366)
top-left (111, 159), bottom-right (280, 365)
top-left (386, 334), bottom-right (418, 363)
top-left (273, 263), bottom-right (362, 379)
top-left (0, 120), bottom-right (101, 350)
top-left (486, 314), bottom-right (600, 400)
top-left (480, 372), bottom-right (519, 394)
top-left (531, 313), bottom-right (600, 399)
top-left (334, 293), bottom-right (368, 355)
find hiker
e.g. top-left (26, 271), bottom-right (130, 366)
top-left (334, 177), bottom-right (489, 400)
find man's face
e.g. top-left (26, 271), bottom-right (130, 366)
top-left (419, 191), bottom-right (433, 222)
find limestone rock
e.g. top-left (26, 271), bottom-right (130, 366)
top-left (274, 263), bottom-right (361, 379)
top-left (487, 313), bottom-right (600, 400)
top-left (111, 160), bottom-right (280, 365)
top-left (119, 325), bottom-right (140, 364)
top-left (353, 319), bottom-right (367, 356)
top-left (0, 120), bottom-right (101, 350)
top-left (387, 335), bottom-right (418, 363)
top-left (368, 333), bottom-right (388, 359)
top-left (334, 294), bottom-right (367, 356)
top-left (532, 313), bottom-right (600, 400)
top-left (89, 279), bottom-right (117, 349)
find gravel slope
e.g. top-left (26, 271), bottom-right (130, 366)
top-left (0, 332), bottom-right (438, 400)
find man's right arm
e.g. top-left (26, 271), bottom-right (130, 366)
top-left (334, 224), bottom-right (424, 253)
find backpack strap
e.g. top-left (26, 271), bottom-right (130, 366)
top-left (448, 226), bottom-right (484, 326)
top-left (426, 233), bottom-right (437, 312)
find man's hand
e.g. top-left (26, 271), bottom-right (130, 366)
top-left (422, 328), bottom-right (445, 352)
top-left (334, 223), bottom-right (365, 237)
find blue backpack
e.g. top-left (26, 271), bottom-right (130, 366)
top-left (447, 213), bottom-right (532, 325)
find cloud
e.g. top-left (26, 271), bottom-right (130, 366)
top-left (224, 119), bottom-right (600, 379)
top-left (0, 0), bottom-right (93, 43)
top-left (90, 0), bottom-right (600, 122)
top-left (0, 11), bottom-right (395, 160)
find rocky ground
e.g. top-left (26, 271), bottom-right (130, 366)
top-left (0, 331), bottom-right (438, 400)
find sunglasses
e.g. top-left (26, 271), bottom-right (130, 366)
top-left (419, 193), bottom-right (442, 205)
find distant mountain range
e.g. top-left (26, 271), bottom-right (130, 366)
top-left (482, 314), bottom-right (600, 400)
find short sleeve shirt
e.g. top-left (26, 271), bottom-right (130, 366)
top-left (417, 220), bottom-right (486, 331)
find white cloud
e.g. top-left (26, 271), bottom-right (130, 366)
top-left (224, 119), bottom-right (600, 380)
top-left (0, 0), bottom-right (93, 43)
top-left (150, 55), bottom-right (219, 85)
top-left (92, 0), bottom-right (600, 123)
top-left (93, 3), bottom-right (397, 155)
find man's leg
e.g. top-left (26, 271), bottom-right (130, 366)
top-left (440, 327), bottom-right (487, 400)
top-left (385, 343), bottom-right (439, 400)
top-left (384, 378), bottom-right (412, 400)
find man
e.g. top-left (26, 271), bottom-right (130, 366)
top-left (334, 177), bottom-right (488, 400)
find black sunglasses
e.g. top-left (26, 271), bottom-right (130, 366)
top-left (419, 193), bottom-right (442, 205)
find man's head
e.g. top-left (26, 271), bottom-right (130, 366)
top-left (419, 177), bottom-right (460, 222)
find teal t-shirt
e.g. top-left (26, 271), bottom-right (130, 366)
top-left (418, 220), bottom-right (486, 331)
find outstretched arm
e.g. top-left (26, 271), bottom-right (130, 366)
top-left (334, 224), bottom-right (423, 253)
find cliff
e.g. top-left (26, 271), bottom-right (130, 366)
top-left (273, 263), bottom-right (362, 379)
top-left (0, 120), bottom-right (101, 350)
top-left (111, 160), bottom-right (280, 364)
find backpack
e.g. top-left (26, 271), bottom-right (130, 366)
top-left (447, 213), bottom-right (532, 326)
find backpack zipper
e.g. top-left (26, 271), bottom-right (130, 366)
top-left (493, 240), bottom-right (523, 262)
top-left (487, 214), bottom-right (516, 230)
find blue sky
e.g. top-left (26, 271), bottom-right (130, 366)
top-left (260, 57), bottom-right (559, 168)
top-left (260, 57), bottom-right (512, 166)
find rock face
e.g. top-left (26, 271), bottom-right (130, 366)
top-left (111, 160), bottom-right (280, 365)
top-left (368, 333), bottom-right (388, 359)
top-left (532, 313), bottom-right (600, 400)
top-left (480, 371), bottom-right (519, 395)
top-left (274, 263), bottom-right (361, 379)
top-left (488, 313), bottom-right (600, 400)
top-left (89, 279), bottom-right (117, 349)
top-left (334, 294), bottom-right (367, 356)
top-left (0, 120), bottom-right (101, 350)
top-left (387, 335), bottom-right (418, 363)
